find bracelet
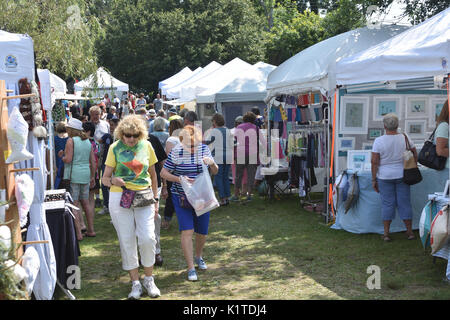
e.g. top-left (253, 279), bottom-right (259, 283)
top-left (154, 198), bottom-right (159, 202)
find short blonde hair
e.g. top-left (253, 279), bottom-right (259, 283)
top-left (114, 114), bottom-right (148, 141)
top-left (179, 125), bottom-right (202, 148)
top-left (89, 105), bottom-right (101, 115)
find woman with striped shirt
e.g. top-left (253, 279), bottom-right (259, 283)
top-left (161, 125), bottom-right (218, 281)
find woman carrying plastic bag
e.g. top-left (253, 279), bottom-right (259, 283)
top-left (161, 125), bottom-right (219, 282)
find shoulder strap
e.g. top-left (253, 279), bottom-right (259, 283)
top-left (427, 127), bottom-right (438, 142)
top-left (402, 133), bottom-right (411, 151)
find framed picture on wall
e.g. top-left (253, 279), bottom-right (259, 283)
top-left (373, 96), bottom-right (402, 121)
top-left (405, 120), bottom-right (427, 138)
top-left (347, 150), bottom-right (372, 171)
top-left (340, 96), bottom-right (369, 134)
top-left (405, 96), bottom-right (429, 119)
top-left (367, 128), bottom-right (383, 140)
top-left (362, 142), bottom-right (373, 151)
top-left (430, 98), bottom-right (447, 127)
top-left (338, 137), bottom-right (355, 150)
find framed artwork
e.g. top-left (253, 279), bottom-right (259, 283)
top-left (430, 98), bottom-right (447, 127)
top-left (405, 120), bottom-right (427, 138)
top-left (340, 96), bottom-right (369, 134)
top-left (405, 96), bottom-right (429, 119)
top-left (347, 150), bottom-right (372, 171)
top-left (367, 128), bottom-right (383, 140)
top-left (373, 96), bottom-right (402, 121)
top-left (362, 142), bottom-right (373, 151)
top-left (338, 137), bottom-right (355, 151)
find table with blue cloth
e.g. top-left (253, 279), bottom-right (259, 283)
top-left (331, 168), bottom-right (448, 234)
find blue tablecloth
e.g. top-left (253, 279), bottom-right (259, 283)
top-left (331, 169), bottom-right (448, 234)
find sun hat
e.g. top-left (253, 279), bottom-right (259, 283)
top-left (148, 109), bottom-right (157, 116)
top-left (235, 115), bottom-right (244, 123)
top-left (66, 117), bottom-right (83, 131)
top-left (169, 107), bottom-right (177, 114)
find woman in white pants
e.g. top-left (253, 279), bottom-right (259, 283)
top-left (102, 115), bottom-right (161, 299)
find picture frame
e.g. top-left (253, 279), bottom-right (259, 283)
top-left (373, 96), bottom-right (402, 121)
top-left (430, 98), bottom-right (447, 128)
top-left (338, 137), bottom-right (355, 151)
top-left (362, 142), bottom-right (373, 151)
top-left (367, 128), bottom-right (383, 140)
top-left (405, 96), bottom-right (429, 119)
top-left (404, 119), bottom-right (427, 138)
top-left (340, 96), bottom-right (369, 134)
top-left (347, 150), bottom-right (372, 171)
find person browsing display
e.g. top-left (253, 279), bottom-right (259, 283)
top-left (160, 125), bottom-right (218, 282)
top-left (101, 115), bottom-right (161, 300)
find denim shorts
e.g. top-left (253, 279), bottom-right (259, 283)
top-left (172, 193), bottom-right (210, 235)
top-left (377, 178), bottom-right (413, 221)
top-left (70, 182), bottom-right (90, 201)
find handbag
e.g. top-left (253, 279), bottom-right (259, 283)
top-left (60, 141), bottom-right (74, 191)
top-left (430, 204), bottom-right (449, 254)
top-left (120, 187), bottom-right (155, 209)
top-left (418, 128), bottom-right (447, 170)
top-left (179, 194), bottom-right (194, 209)
top-left (402, 134), bottom-right (422, 185)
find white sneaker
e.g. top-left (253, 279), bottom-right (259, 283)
top-left (98, 206), bottom-right (109, 215)
top-left (127, 281), bottom-right (142, 300)
top-left (188, 269), bottom-right (198, 281)
top-left (143, 276), bottom-right (161, 298)
top-left (194, 257), bottom-right (208, 270)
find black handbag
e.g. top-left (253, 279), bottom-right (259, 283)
top-left (418, 129), bottom-right (447, 170)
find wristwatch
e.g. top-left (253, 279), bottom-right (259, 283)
top-left (154, 198), bottom-right (159, 202)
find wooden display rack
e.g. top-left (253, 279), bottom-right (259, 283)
top-left (0, 80), bottom-right (41, 260)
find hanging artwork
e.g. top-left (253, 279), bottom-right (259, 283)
top-left (405, 96), bottom-right (429, 119)
top-left (405, 119), bottom-right (427, 138)
top-left (347, 150), bottom-right (372, 171)
top-left (338, 137), bottom-right (355, 150)
top-left (430, 98), bottom-right (447, 128)
top-left (373, 96), bottom-right (402, 121)
top-left (340, 96), bottom-right (369, 134)
top-left (367, 128), bottom-right (383, 140)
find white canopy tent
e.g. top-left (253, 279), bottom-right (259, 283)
top-left (159, 66), bottom-right (194, 95)
top-left (265, 24), bottom-right (409, 102)
top-left (74, 67), bottom-right (129, 99)
top-left (165, 61), bottom-right (222, 99)
top-left (180, 58), bottom-right (252, 102)
top-left (336, 7), bottom-right (450, 85)
top-left (161, 66), bottom-right (202, 97)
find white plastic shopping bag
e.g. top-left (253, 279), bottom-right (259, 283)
top-left (180, 163), bottom-right (220, 216)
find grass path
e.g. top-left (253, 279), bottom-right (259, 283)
top-left (72, 193), bottom-right (450, 300)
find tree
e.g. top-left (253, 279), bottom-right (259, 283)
top-left (0, 0), bottom-right (103, 81)
top-left (403, 0), bottom-right (450, 24)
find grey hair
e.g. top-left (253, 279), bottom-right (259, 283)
top-left (153, 117), bottom-right (166, 132)
top-left (383, 113), bottom-right (399, 130)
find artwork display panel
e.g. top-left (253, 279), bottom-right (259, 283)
top-left (340, 96), bottom-right (369, 134)
top-left (373, 96), bottom-right (402, 121)
top-left (405, 96), bottom-right (429, 119)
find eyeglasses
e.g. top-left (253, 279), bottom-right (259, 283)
top-left (124, 133), bottom-right (140, 138)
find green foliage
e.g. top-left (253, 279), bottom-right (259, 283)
top-left (98, 0), bottom-right (266, 93)
top-left (321, 0), bottom-right (365, 38)
top-left (0, 237), bottom-right (26, 300)
top-left (403, 0), bottom-right (450, 24)
top-left (0, 0), bottom-right (103, 80)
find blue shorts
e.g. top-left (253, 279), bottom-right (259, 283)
top-left (172, 194), bottom-right (210, 235)
top-left (70, 182), bottom-right (90, 201)
top-left (377, 178), bottom-right (413, 221)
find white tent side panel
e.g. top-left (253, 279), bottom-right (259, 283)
top-left (336, 7), bottom-right (450, 85)
top-left (0, 31), bottom-right (35, 83)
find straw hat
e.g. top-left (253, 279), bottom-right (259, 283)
top-left (66, 117), bottom-right (83, 131)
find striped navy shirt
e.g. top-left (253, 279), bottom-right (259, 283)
top-left (163, 144), bottom-right (212, 196)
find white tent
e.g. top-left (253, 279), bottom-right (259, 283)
top-left (165, 61), bottom-right (222, 99)
top-left (161, 66), bottom-right (202, 97)
top-left (74, 67), bottom-right (129, 96)
top-left (182, 57), bottom-right (252, 102)
top-left (159, 66), bottom-right (194, 95)
top-left (336, 7), bottom-right (450, 85)
top-left (216, 62), bottom-right (276, 103)
top-left (265, 24), bottom-right (409, 101)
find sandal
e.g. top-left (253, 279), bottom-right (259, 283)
top-left (382, 235), bottom-right (392, 242)
top-left (407, 234), bottom-right (415, 240)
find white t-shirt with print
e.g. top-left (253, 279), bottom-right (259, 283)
top-left (372, 133), bottom-right (414, 180)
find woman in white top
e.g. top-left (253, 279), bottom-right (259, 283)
top-left (161, 118), bottom-right (184, 229)
top-left (435, 100), bottom-right (449, 167)
top-left (371, 113), bottom-right (417, 242)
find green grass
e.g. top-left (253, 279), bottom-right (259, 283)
top-left (68, 191), bottom-right (450, 300)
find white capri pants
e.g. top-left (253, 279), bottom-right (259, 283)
top-left (109, 191), bottom-right (156, 271)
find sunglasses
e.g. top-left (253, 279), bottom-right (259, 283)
top-left (124, 133), bottom-right (140, 138)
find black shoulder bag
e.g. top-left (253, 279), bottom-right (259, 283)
top-left (418, 128), bottom-right (447, 170)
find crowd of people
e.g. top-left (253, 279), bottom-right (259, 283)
top-left (54, 92), bottom-right (269, 299)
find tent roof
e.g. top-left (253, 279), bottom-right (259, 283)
top-left (336, 7), bottom-right (450, 85)
top-left (74, 67), bottom-right (129, 92)
top-left (161, 66), bottom-right (203, 96)
top-left (265, 24), bottom-right (409, 100)
top-left (215, 62), bottom-right (277, 103)
top-left (165, 61), bottom-right (222, 99)
top-left (187, 58), bottom-right (253, 103)
top-left (38, 69), bottom-right (67, 94)
top-left (0, 30), bottom-right (35, 83)
top-left (159, 66), bottom-right (193, 91)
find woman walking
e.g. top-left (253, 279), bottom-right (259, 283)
top-left (371, 113), bottom-right (417, 242)
top-left (58, 118), bottom-right (96, 241)
top-left (161, 125), bottom-right (218, 281)
top-left (101, 114), bottom-right (161, 299)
